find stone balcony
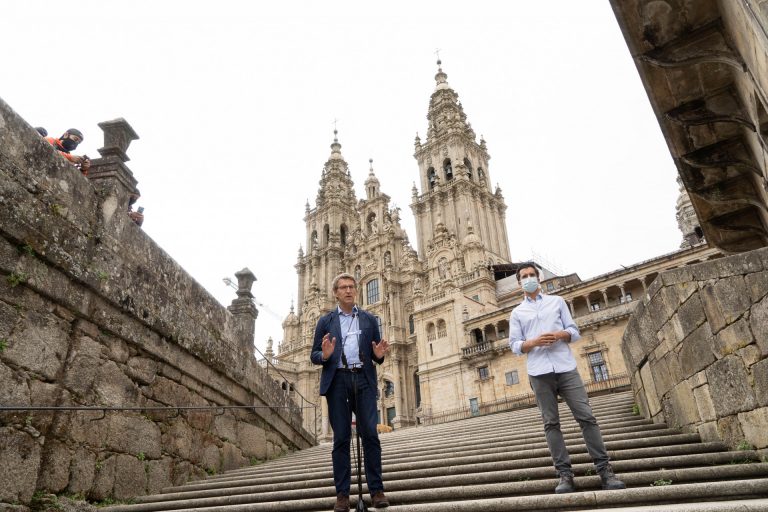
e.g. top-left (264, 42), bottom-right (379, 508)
top-left (461, 338), bottom-right (509, 359)
top-left (575, 301), bottom-right (637, 328)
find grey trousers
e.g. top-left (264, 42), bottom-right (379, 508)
top-left (529, 369), bottom-right (610, 474)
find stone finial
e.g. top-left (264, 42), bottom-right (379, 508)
top-left (265, 337), bottom-right (274, 359)
top-left (97, 118), bottom-right (139, 162)
top-left (234, 267), bottom-right (256, 299)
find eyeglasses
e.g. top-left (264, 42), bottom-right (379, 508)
top-left (337, 285), bottom-right (356, 291)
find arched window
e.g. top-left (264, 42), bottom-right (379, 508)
top-left (366, 278), bottom-right (380, 304)
top-left (427, 167), bottom-right (437, 190)
top-left (323, 224), bottom-right (330, 246)
top-left (408, 314), bottom-right (415, 335)
top-left (464, 157), bottom-right (473, 180)
top-left (443, 159), bottom-right (453, 181)
top-left (437, 319), bottom-right (447, 338)
top-left (384, 380), bottom-right (395, 398)
top-left (471, 327), bottom-right (484, 344)
top-left (340, 224), bottom-right (347, 247)
top-left (426, 322), bottom-right (436, 341)
top-left (310, 230), bottom-right (318, 250)
top-left (477, 167), bottom-right (485, 181)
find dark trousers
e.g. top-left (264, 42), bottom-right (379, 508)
top-left (326, 370), bottom-right (383, 496)
top-left (529, 369), bottom-right (610, 474)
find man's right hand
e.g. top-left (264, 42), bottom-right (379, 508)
top-left (321, 333), bottom-right (336, 361)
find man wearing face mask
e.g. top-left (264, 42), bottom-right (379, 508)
top-left (509, 262), bottom-right (625, 494)
top-left (45, 128), bottom-right (91, 175)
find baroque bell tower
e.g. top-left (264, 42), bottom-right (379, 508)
top-left (410, 61), bottom-right (511, 282)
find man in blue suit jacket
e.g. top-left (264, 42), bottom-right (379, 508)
top-left (311, 273), bottom-right (390, 511)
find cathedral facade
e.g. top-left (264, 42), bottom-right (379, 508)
top-left (272, 64), bottom-right (720, 439)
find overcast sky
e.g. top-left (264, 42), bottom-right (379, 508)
top-left (2, 1), bottom-right (683, 355)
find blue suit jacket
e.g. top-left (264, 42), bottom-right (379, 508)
top-left (311, 308), bottom-right (384, 396)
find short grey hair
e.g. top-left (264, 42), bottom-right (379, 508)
top-left (332, 272), bottom-right (357, 291)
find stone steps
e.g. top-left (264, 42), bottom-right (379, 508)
top-left (106, 391), bottom-right (768, 511)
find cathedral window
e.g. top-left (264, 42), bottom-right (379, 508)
top-left (546, 282), bottom-right (555, 292)
top-left (340, 224), bottom-right (347, 247)
top-left (437, 319), bottom-right (447, 338)
top-left (443, 159), bottom-right (453, 181)
top-left (505, 370), bottom-right (520, 385)
top-left (366, 278), bottom-right (380, 304)
top-left (464, 157), bottom-right (473, 179)
top-left (310, 230), bottom-right (318, 250)
top-left (384, 380), bottom-right (395, 398)
top-left (427, 167), bottom-right (437, 190)
top-left (408, 314), bottom-right (415, 335)
top-left (323, 224), bottom-right (330, 246)
top-left (478, 366), bottom-right (490, 380)
top-left (620, 292), bottom-right (633, 304)
top-left (427, 322), bottom-right (436, 341)
top-left (414, 372), bottom-right (421, 407)
top-left (478, 167), bottom-right (485, 181)
top-left (588, 351), bottom-right (609, 382)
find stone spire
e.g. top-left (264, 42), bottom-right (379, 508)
top-left (316, 130), bottom-right (356, 208)
top-left (365, 158), bottom-right (381, 199)
top-left (425, 60), bottom-right (475, 142)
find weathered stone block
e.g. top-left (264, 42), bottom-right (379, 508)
top-left (0, 428), bottom-right (41, 504)
top-left (37, 439), bottom-right (71, 493)
top-left (738, 344), bottom-right (762, 368)
top-left (693, 384), bottom-right (717, 422)
top-left (113, 454), bottom-right (146, 500)
top-left (151, 376), bottom-right (194, 407)
top-left (0, 363), bottom-right (30, 406)
top-left (201, 444), bottom-right (221, 473)
top-left (712, 250), bottom-right (764, 278)
top-left (673, 280), bottom-right (698, 303)
top-left (745, 271), bottom-right (768, 303)
top-left (106, 414), bottom-right (161, 459)
top-left (126, 356), bottom-right (158, 385)
top-left (93, 360), bottom-right (141, 406)
top-left (707, 355), bottom-right (756, 416)
top-left (697, 420), bottom-right (719, 442)
top-left (700, 277), bottom-right (751, 334)
top-left (68, 447), bottom-right (96, 496)
top-left (751, 296), bottom-right (768, 356)
top-left (679, 323), bottom-right (716, 378)
top-left (146, 457), bottom-right (173, 495)
top-left (0, 299), bottom-right (19, 339)
top-left (647, 277), bottom-right (663, 301)
top-left (668, 381), bottom-right (699, 427)
top-left (653, 351), bottom-right (683, 397)
top-left (689, 369), bottom-right (708, 388)
top-left (4, 310), bottom-right (70, 380)
top-left (214, 413), bottom-right (238, 443)
top-left (673, 294), bottom-right (706, 340)
top-left (717, 414), bottom-right (745, 449)
top-left (236, 421), bottom-right (267, 459)
top-left (621, 318), bottom-right (646, 369)
top-left (691, 260), bottom-right (722, 281)
top-left (220, 442), bottom-right (246, 471)
top-left (162, 420), bottom-right (196, 461)
top-left (753, 357), bottom-right (768, 407)
top-left (645, 287), bottom-right (678, 330)
top-left (89, 455), bottom-right (115, 501)
top-left (714, 317), bottom-right (754, 358)
top-left (738, 407), bottom-right (768, 450)
top-left (661, 266), bottom-right (694, 286)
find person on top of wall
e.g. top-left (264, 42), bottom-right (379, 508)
top-left (45, 128), bottom-right (90, 175)
top-left (128, 190), bottom-right (144, 227)
top-left (509, 261), bottom-right (626, 494)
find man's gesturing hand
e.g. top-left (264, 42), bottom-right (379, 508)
top-left (372, 339), bottom-right (390, 359)
top-left (321, 333), bottom-right (336, 361)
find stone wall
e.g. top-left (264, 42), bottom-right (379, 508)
top-left (0, 98), bottom-right (313, 506)
top-left (623, 247), bottom-right (768, 455)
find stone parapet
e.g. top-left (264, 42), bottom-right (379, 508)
top-left (623, 246), bottom-right (768, 453)
top-left (0, 97), bottom-right (313, 506)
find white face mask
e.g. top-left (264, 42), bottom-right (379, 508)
top-left (520, 276), bottom-right (539, 293)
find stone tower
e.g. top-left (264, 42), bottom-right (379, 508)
top-left (675, 176), bottom-right (704, 248)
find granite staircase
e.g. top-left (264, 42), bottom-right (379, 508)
top-left (107, 391), bottom-right (768, 511)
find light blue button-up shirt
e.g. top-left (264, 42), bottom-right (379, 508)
top-left (509, 293), bottom-right (581, 376)
top-left (338, 305), bottom-right (363, 368)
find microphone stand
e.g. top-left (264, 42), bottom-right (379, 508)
top-left (352, 373), bottom-right (368, 512)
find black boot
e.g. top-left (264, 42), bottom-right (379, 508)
top-left (599, 464), bottom-right (626, 490)
top-left (555, 471), bottom-right (575, 493)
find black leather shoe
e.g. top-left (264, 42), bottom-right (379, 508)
top-left (555, 471), bottom-right (575, 493)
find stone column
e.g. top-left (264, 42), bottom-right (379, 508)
top-left (566, 299), bottom-right (575, 317)
top-left (583, 295), bottom-right (592, 311)
top-left (227, 268), bottom-right (259, 360)
top-left (641, 276), bottom-right (649, 294)
top-left (601, 289), bottom-right (609, 308)
top-left (619, 284), bottom-right (627, 303)
top-left (87, 118), bottom-right (139, 229)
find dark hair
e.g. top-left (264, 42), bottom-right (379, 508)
top-left (64, 128), bottom-right (84, 139)
top-left (516, 262), bottom-right (540, 282)
top-left (34, 127), bottom-right (48, 137)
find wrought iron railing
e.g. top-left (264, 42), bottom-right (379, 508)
top-left (419, 373), bottom-right (630, 426)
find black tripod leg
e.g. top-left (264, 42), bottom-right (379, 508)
top-left (353, 374), bottom-right (368, 512)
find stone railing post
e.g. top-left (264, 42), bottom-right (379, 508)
top-left (87, 118), bottom-right (139, 228)
top-left (227, 267), bottom-right (259, 359)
